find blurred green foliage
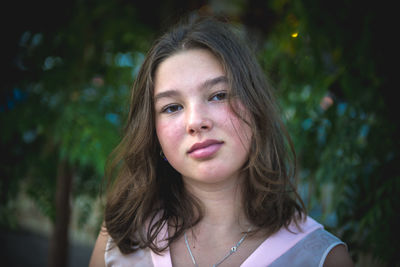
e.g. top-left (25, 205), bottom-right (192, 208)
top-left (1, 0), bottom-right (152, 232)
top-left (260, 1), bottom-right (399, 264)
top-left (1, 0), bottom-right (398, 265)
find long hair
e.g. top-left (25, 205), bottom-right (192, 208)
top-left (104, 14), bottom-right (305, 254)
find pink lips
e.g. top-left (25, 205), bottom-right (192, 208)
top-left (188, 139), bottom-right (224, 159)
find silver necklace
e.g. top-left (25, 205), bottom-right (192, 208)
top-left (184, 228), bottom-right (251, 267)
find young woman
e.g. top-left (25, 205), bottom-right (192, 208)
top-left (90, 15), bottom-right (353, 267)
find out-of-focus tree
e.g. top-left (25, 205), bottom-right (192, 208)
top-left (255, 0), bottom-right (398, 265)
top-left (1, 0), bottom-right (153, 266)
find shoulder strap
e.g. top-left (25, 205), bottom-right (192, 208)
top-left (105, 237), bottom-right (154, 267)
top-left (241, 216), bottom-right (323, 267)
top-left (268, 228), bottom-right (345, 267)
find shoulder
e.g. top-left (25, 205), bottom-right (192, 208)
top-left (89, 226), bottom-right (109, 267)
top-left (323, 244), bottom-right (354, 267)
top-left (266, 216), bottom-right (353, 267)
top-left (105, 238), bottom-right (153, 267)
top-left (89, 225), bottom-right (154, 267)
top-left (297, 216), bottom-right (353, 267)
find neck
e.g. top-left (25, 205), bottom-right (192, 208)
top-left (183, 174), bottom-right (249, 235)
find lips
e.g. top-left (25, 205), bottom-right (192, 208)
top-left (187, 139), bottom-right (224, 159)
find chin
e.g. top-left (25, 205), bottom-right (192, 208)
top-left (184, 170), bottom-right (242, 185)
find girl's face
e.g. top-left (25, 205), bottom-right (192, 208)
top-left (154, 49), bottom-right (252, 185)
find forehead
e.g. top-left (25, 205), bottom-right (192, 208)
top-left (153, 49), bottom-right (226, 94)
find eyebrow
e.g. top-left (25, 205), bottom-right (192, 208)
top-left (154, 75), bottom-right (228, 103)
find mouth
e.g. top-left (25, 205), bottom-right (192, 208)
top-left (187, 139), bottom-right (224, 159)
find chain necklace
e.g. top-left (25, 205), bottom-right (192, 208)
top-left (184, 227), bottom-right (251, 267)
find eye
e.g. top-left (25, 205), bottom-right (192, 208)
top-left (210, 91), bottom-right (228, 101)
top-left (161, 104), bottom-right (183, 114)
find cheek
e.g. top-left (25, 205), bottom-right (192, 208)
top-left (222, 99), bottom-right (251, 127)
top-left (230, 117), bottom-right (252, 146)
top-left (223, 106), bottom-right (253, 149)
top-left (156, 120), bottom-right (183, 152)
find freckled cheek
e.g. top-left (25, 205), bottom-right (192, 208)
top-left (156, 120), bottom-right (185, 154)
top-left (221, 106), bottom-right (253, 147)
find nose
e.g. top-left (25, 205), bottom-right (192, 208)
top-left (186, 104), bottom-right (213, 135)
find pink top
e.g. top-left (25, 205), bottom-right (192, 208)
top-left (240, 216), bottom-right (322, 266)
top-left (105, 216), bottom-right (343, 266)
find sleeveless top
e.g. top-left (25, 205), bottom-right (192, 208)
top-left (105, 216), bottom-right (345, 267)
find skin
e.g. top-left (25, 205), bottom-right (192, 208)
top-left (89, 48), bottom-right (354, 266)
top-left (154, 48), bottom-right (252, 188)
top-left (89, 226), bottom-right (107, 267)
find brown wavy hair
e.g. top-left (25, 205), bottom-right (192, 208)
top-left (104, 14), bottom-right (305, 254)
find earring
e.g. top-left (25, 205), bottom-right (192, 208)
top-left (160, 150), bottom-right (168, 161)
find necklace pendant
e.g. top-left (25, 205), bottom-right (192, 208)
top-left (185, 228), bottom-right (251, 267)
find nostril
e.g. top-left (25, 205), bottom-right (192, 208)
top-left (187, 118), bottom-right (212, 134)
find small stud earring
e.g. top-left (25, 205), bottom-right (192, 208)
top-left (160, 150), bottom-right (168, 161)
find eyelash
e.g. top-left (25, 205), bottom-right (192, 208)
top-left (161, 104), bottom-right (182, 114)
top-left (160, 91), bottom-right (228, 114)
top-left (209, 91), bottom-right (228, 101)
